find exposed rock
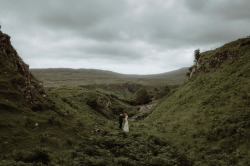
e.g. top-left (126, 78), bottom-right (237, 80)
top-left (122, 83), bottom-right (142, 93)
top-left (91, 124), bottom-right (100, 133)
top-left (189, 49), bottom-right (239, 78)
top-left (37, 83), bottom-right (44, 94)
top-left (35, 122), bottom-right (39, 128)
top-left (0, 29), bottom-right (46, 107)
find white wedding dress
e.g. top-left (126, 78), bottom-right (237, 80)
top-left (123, 118), bottom-right (129, 132)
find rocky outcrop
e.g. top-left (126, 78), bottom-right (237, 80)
top-left (207, 51), bottom-right (238, 70)
top-left (122, 83), bottom-right (142, 93)
top-left (0, 30), bottom-right (46, 107)
top-left (0, 31), bottom-right (30, 81)
top-left (187, 37), bottom-right (250, 77)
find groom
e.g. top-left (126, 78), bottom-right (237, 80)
top-left (119, 113), bottom-right (125, 129)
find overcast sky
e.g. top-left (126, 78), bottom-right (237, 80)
top-left (0, 0), bottom-right (249, 74)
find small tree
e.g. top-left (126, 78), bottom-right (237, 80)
top-left (194, 49), bottom-right (200, 61)
top-left (164, 85), bottom-right (170, 94)
top-left (86, 92), bottom-right (99, 108)
top-left (155, 85), bottom-right (171, 99)
top-left (136, 88), bottom-right (151, 105)
top-left (188, 66), bottom-right (193, 72)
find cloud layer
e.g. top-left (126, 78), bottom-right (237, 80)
top-left (0, 0), bottom-right (249, 74)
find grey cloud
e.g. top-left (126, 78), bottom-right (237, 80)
top-left (184, 0), bottom-right (250, 21)
top-left (39, 0), bottom-right (129, 29)
top-left (84, 45), bottom-right (143, 60)
top-left (0, 0), bottom-right (249, 74)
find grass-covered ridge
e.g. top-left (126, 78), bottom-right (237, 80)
top-left (31, 67), bottom-right (188, 87)
top-left (144, 37), bottom-right (250, 165)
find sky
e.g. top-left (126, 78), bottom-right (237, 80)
top-left (0, 0), bottom-right (249, 74)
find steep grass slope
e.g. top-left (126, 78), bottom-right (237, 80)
top-left (0, 30), bottom-right (50, 111)
top-left (0, 29), bottom-right (73, 163)
top-left (144, 37), bottom-right (250, 165)
top-left (0, 29), bottom-right (114, 165)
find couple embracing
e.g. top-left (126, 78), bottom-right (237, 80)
top-left (119, 113), bottom-right (129, 132)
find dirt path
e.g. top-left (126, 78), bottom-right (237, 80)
top-left (129, 102), bottom-right (157, 121)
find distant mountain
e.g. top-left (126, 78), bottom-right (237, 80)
top-left (31, 67), bottom-right (188, 87)
top-left (144, 67), bottom-right (189, 78)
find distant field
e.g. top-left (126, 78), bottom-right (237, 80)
top-left (31, 67), bottom-right (188, 87)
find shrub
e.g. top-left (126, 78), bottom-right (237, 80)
top-left (65, 138), bottom-right (73, 146)
top-left (115, 157), bottom-right (136, 166)
top-left (155, 85), bottom-right (171, 99)
top-left (12, 147), bottom-right (50, 165)
top-left (86, 92), bottom-right (99, 108)
top-left (135, 88), bottom-right (151, 105)
top-left (31, 103), bottom-right (44, 112)
top-left (194, 49), bottom-right (201, 60)
top-left (0, 160), bottom-right (32, 166)
top-left (48, 116), bottom-right (62, 126)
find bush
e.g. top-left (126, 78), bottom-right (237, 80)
top-left (115, 157), bottom-right (136, 166)
top-left (48, 116), bottom-right (62, 126)
top-left (86, 92), bottom-right (99, 108)
top-left (155, 85), bottom-right (171, 99)
top-left (136, 88), bottom-right (151, 105)
top-left (0, 160), bottom-right (33, 166)
top-left (194, 49), bottom-right (201, 60)
top-left (12, 147), bottom-right (50, 165)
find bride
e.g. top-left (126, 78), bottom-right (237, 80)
top-left (123, 113), bottom-right (129, 132)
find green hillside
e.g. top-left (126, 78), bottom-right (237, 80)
top-left (0, 30), bottom-right (52, 112)
top-left (31, 68), bottom-right (187, 104)
top-left (30, 67), bottom-right (188, 87)
top-left (143, 37), bottom-right (250, 165)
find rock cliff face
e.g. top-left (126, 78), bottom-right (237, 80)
top-left (189, 37), bottom-right (250, 77)
top-left (0, 30), bottom-right (46, 108)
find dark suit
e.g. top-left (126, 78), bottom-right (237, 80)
top-left (119, 114), bottom-right (125, 129)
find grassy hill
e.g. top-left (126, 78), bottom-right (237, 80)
top-left (31, 67), bottom-right (188, 104)
top-left (143, 37), bottom-right (250, 165)
top-left (31, 68), bottom-right (188, 105)
top-left (30, 67), bottom-right (188, 87)
top-left (0, 30), bottom-right (51, 112)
